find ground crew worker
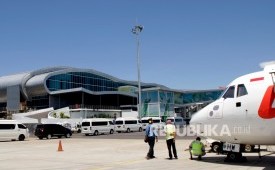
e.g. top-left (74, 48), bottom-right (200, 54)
top-left (164, 119), bottom-right (178, 160)
top-left (189, 137), bottom-right (205, 160)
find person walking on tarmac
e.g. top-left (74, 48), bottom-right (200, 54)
top-left (189, 137), bottom-right (206, 160)
top-left (164, 119), bottom-right (178, 160)
top-left (145, 118), bottom-right (158, 159)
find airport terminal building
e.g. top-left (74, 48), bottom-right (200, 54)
top-left (0, 66), bottom-right (223, 120)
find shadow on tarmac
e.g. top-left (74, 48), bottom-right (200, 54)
top-left (191, 154), bottom-right (275, 170)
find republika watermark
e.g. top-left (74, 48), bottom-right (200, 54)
top-left (156, 124), bottom-right (251, 137)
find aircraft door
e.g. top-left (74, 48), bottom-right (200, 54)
top-left (235, 84), bottom-right (249, 118)
top-left (207, 86), bottom-right (235, 119)
top-left (221, 86), bottom-right (236, 118)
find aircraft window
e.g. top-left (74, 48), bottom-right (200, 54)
top-left (237, 84), bottom-right (248, 97)
top-left (218, 87), bottom-right (227, 99)
top-left (222, 86), bottom-right (235, 98)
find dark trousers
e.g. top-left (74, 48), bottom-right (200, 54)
top-left (147, 137), bottom-right (155, 158)
top-left (166, 139), bottom-right (177, 158)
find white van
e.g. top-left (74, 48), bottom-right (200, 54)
top-left (166, 117), bottom-right (186, 128)
top-left (141, 117), bottom-right (164, 130)
top-left (115, 117), bottom-right (142, 133)
top-left (81, 118), bottom-right (115, 136)
top-left (0, 120), bottom-right (29, 141)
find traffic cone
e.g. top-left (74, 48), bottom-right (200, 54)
top-left (57, 140), bottom-right (63, 152)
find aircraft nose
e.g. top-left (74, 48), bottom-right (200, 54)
top-left (190, 111), bottom-right (201, 125)
top-left (189, 110), bottom-right (206, 136)
top-left (190, 107), bottom-right (207, 126)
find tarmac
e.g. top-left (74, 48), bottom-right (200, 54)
top-left (1, 137), bottom-right (275, 170)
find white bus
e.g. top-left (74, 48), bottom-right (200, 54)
top-left (166, 116), bottom-right (186, 128)
top-left (115, 117), bottom-right (142, 133)
top-left (141, 117), bottom-right (164, 130)
top-left (0, 120), bottom-right (29, 141)
top-left (81, 118), bottom-right (115, 136)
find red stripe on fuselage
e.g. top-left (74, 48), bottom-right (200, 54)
top-left (258, 85), bottom-right (275, 119)
top-left (250, 77), bottom-right (264, 82)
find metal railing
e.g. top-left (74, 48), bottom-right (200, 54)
top-left (69, 104), bottom-right (121, 110)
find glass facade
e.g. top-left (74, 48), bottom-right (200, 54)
top-left (27, 95), bottom-right (49, 109)
top-left (174, 91), bottom-right (222, 105)
top-left (46, 72), bottom-right (131, 92)
top-left (141, 91), bottom-right (159, 117)
top-left (141, 89), bottom-right (223, 117)
top-left (159, 91), bottom-right (174, 118)
top-left (141, 90), bottom-right (175, 117)
top-left (28, 72), bottom-right (223, 114)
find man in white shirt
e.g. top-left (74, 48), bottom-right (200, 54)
top-left (164, 120), bottom-right (178, 160)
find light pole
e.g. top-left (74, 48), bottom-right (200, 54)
top-left (132, 25), bottom-right (143, 119)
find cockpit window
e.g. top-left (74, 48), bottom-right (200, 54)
top-left (222, 86), bottom-right (235, 98)
top-left (237, 84), bottom-right (248, 97)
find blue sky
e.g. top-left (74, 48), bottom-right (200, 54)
top-left (0, 0), bottom-right (275, 90)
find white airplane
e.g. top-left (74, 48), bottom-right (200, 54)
top-left (190, 62), bottom-right (275, 161)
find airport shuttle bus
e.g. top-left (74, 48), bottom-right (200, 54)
top-left (0, 120), bottom-right (29, 141)
top-left (115, 117), bottom-right (142, 133)
top-left (81, 118), bottom-right (115, 136)
top-left (166, 116), bottom-right (186, 128)
top-left (141, 117), bottom-right (164, 130)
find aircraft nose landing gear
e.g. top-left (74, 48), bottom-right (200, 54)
top-left (224, 152), bottom-right (247, 162)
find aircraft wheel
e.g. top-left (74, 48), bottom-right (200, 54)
top-left (211, 142), bottom-right (221, 153)
top-left (245, 145), bottom-right (255, 152)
